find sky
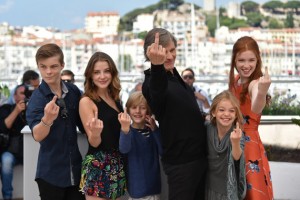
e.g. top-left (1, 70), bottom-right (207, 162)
top-left (0, 0), bottom-right (263, 31)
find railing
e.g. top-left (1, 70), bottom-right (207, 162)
top-left (260, 115), bottom-right (300, 125)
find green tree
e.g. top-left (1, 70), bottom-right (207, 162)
top-left (246, 12), bottom-right (263, 27)
top-left (119, 0), bottom-right (187, 32)
top-left (220, 17), bottom-right (232, 27)
top-left (205, 14), bottom-right (217, 37)
top-left (125, 54), bottom-right (132, 71)
top-left (220, 17), bottom-right (248, 29)
top-left (291, 118), bottom-right (300, 126)
top-left (119, 54), bottom-right (133, 72)
top-left (137, 31), bottom-right (148, 40)
top-left (8, 30), bottom-right (15, 36)
top-left (284, 1), bottom-right (300, 14)
top-left (219, 7), bottom-right (227, 17)
top-left (229, 22), bottom-right (249, 29)
top-left (262, 1), bottom-right (284, 14)
top-left (241, 1), bottom-right (259, 14)
top-left (268, 18), bottom-right (283, 29)
top-left (0, 85), bottom-right (10, 97)
top-left (118, 17), bottom-right (135, 32)
top-left (285, 12), bottom-right (294, 28)
top-left (157, 0), bottom-right (184, 10)
top-left (169, 0), bottom-right (184, 9)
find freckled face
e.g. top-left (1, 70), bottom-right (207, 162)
top-left (235, 50), bottom-right (257, 83)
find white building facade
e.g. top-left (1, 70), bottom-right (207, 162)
top-left (133, 14), bottom-right (154, 34)
top-left (85, 12), bottom-right (120, 37)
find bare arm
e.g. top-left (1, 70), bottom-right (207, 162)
top-left (195, 92), bottom-right (210, 109)
top-left (249, 67), bottom-right (271, 114)
top-left (79, 97), bottom-right (103, 148)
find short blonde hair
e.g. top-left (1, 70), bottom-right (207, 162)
top-left (126, 91), bottom-right (152, 115)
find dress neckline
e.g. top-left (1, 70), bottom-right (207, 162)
top-left (100, 97), bottom-right (120, 113)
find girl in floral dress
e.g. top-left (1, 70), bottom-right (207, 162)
top-left (229, 36), bottom-right (273, 200)
top-left (79, 52), bottom-right (126, 200)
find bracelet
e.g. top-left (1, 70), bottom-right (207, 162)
top-left (41, 119), bottom-right (53, 127)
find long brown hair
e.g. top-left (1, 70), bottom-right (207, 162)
top-left (83, 52), bottom-right (121, 101)
top-left (228, 36), bottom-right (263, 104)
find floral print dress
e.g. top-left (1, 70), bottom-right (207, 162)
top-left (80, 99), bottom-right (126, 199)
top-left (231, 78), bottom-right (273, 200)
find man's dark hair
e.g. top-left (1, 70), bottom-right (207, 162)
top-left (181, 68), bottom-right (195, 77)
top-left (143, 28), bottom-right (177, 61)
top-left (61, 69), bottom-right (75, 83)
top-left (22, 70), bottom-right (39, 84)
top-left (14, 84), bottom-right (25, 95)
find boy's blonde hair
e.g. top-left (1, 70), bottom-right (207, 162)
top-left (126, 91), bottom-right (152, 115)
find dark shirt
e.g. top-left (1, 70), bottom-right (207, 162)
top-left (26, 80), bottom-right (84, 187)
top-left (119, 127), bottom-right (162, 198)
top-left (87, 98), bottom-right (123, 154)
top-left (0, 103), bottom-right (26, 160)
top-left (142, 64), bottom-right (207, 165)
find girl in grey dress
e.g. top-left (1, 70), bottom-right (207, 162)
top-left (205, 90), bottom-right (246, 200)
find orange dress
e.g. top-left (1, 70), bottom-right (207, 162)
top-left (232, 78), bottom-right (273, 200)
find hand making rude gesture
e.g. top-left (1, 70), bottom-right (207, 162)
top-left (43, 95), bottom-right (59, 124)
top-left (146, 32), bottom-right (166, 65)
top-left (230, 122), bottom-right (242, 145)
top-left (118, 109), bottom-right (131, 134)
top-left (87, 110), bottom-right (103, 138)
top-left (258, 66), bottom-right (271, 95)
